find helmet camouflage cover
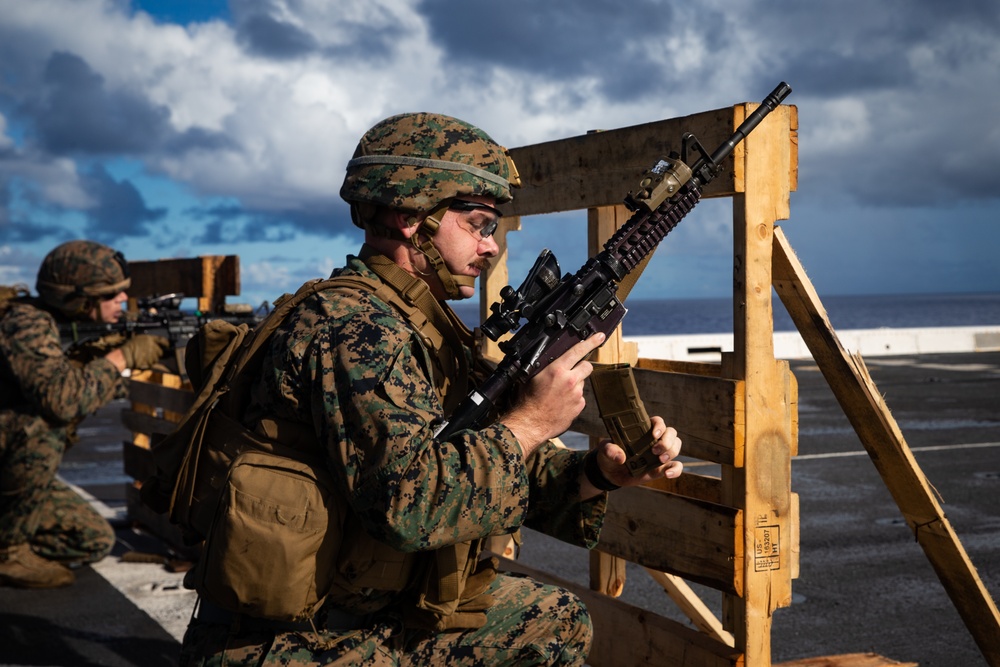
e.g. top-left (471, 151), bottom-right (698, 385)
top-left (340, 112), bottom-right (519, 219)
top-left (36, 240), bottom-right (131, 317)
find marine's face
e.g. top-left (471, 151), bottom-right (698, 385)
top-left (91, 291), bottom-right (128, 324)
top-left (430, 195), bottom-right (502, 300)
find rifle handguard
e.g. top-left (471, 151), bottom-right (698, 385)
top-left (590, 363), bottom-right (658, 477)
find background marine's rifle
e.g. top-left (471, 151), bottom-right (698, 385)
top-left (435, 82), bottom-right (792, 441)
top-left (61, 293), bottom-right (268, 375)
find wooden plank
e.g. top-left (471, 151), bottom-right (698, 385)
top-left (587, 204), bottom-right (634, 599)
top-left (598, 486), bottom-right (740, 594)
top-left (120, 408), bottom-right (178, 436)
top-left (646, 471), bottom-right (724, 506)
top-left (637, 357), bottom-right (723, 377)
top-left (726, 101), bottom-right (795, 663)
top-left (788, 105), bottom-right (799, 194)
top-left (127, 255), bottom-right (240, 306)
top-left (479, 215), bottom-right (521, 363)
top-left (772, 226), bottom-right (1000, 665)
top-left (576, 369), bottom-right (742, 465)
top-left (128, 379), bottom-right (195, 415)
top-left (500, 557), bottom-right (743, 667)
top-left (644, 568), bottom-right (735, 646)
top-left (776, 654), bottom-right (916, 667)
top-left (206, 255), bottom-right (242, 313)
top-left (783, 360), bottom-right (799, 457)
top-left (504, 106), bottom-right (741, 217)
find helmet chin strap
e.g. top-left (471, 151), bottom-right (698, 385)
top-left (412, 203), bottom-right (474, 300)
top-left (359, 201), bottom-right (476, 300)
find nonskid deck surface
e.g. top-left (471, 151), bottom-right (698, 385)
top-left (1, 350), bottom-right (998, 667)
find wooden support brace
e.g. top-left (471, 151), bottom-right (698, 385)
top-left (644, 568), bottom-right (735, 646)
top-left (724, 100), bottom-right (795, 664)
top-left (771, 225), bottom-right (1000, 665)
top-left (588, 203), bottom-right (635, 598)
top-left (500, 556), bottom-right (743, 667)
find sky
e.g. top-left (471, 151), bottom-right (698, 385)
top-left (1, 0), bottom-right (998, 312)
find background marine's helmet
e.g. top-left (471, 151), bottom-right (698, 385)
top-left (36, 240), bottom-right (131, 318)
top-left (339, 111), bottom-right (519, 221)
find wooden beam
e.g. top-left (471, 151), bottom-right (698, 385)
top-left (479, 215), bottom-right (521, 363)
top-left (587, 203), bottom-right (635, 599)
top-left (120, 408), bottom-right (180, 437)
top-left (127, 255), bottom-right (240, 312)
top-left (646, 471), bottom-right (724, 506)
top-left (128, 379), bottom-right (195, 415)
top-left (726, 101), bottom-right (795, 662)
top-left (644, 568), bottom-right (735, 646)
top-left (598, 486), bottom-right (740, 593)
top-left (772, 226), bottom-right (1000, 665)
top-left (499, 557), bottom-right (744, 667)
top-left (776, 653), bottom-right (916, 667)
top-left (504, 107), bottom-right (742, 217)
top-left (573, 369), bottom-right (743, 465)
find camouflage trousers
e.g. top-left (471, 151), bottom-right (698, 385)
top-left (0, 412), bottom-right (114, 562)
top-left (179, 573), bottom-right (593, 666)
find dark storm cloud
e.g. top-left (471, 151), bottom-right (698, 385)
top-left (164, 127), bottom-right (239, 154)
top-left (29, 52), bottom-right (172, 154)
top-left (230, 1), bottom-right (401, 63)
top-left (236, 12), bottom-right (318, 59)
top-left (79, 164), bottom-right (167, 240)
top-left (0, 176), bottom-right (75, 243)
top-left (781, 51), bottom-right (915, 96)
top-left (418, 0), bottom-right (722, 100)
top-left (736, 0), bottom-right (1000, 210)
top-left (20, 51), bottom-right (235, 158)
top-left (186, 201), bottom-right (354, 245)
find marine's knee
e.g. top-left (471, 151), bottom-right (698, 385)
top-left (87, 519), bottom-right (116, 563)
top-left (550, 591), bottom-right (592, 666)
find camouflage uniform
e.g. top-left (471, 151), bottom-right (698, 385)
top-left (179, 256), bottom-right (605, 666)
top-left (0, 299), bottom-right (121, 562)
top-left (180, 112), bottom-right (604, 665)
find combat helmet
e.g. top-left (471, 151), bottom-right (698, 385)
top-left (340, 112), bottom-right (520, 298)
top-left (36, 240), bottom-right (131, 319)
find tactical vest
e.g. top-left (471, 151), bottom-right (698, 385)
top-left (186, 247), bottom-right (496, 628)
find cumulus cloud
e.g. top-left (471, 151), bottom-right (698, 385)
top-left (0, 0), bottom-right (997, 299)
top-left (79, 164), bottom-right (167, 240)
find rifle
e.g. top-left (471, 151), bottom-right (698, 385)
top-left (435, 82), bottom-right (792, 440)
top-left (61, 293), bottom-right (269, 374)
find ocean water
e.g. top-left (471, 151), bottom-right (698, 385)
top-left (453, 292), bottom-right (1000, 336)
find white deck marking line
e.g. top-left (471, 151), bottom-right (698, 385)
top-left (67, 479), bottom-right (194, 642)
top-left (794, 441), bottom-right (1000, 460)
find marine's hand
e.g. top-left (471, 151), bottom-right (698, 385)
top-left (66, 333), bottom-right (127, 364)
top-left (502, 332), bottom-right (606, 458)
top-left (119, 334), bottom-right (171, 370)
top-left (582, 416), bottom-right (682, 498)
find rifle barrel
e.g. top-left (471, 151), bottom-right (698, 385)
top-left (707, 81), bottom-right (792, 172)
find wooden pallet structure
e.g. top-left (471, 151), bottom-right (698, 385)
top-left (117, 100), bottom-right (1000, 666)
top-left (484, 98), bottom-right (1000, 666)
top-left (120, 256), bottom-right (240, 556)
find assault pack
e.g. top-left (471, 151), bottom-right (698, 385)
top-left (140, 274), bottom-right (382, 621)
top-left (141, 255), bottom-right (490, 625)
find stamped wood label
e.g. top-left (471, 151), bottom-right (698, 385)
top-left (754, 525), bottom-right (781, 571)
